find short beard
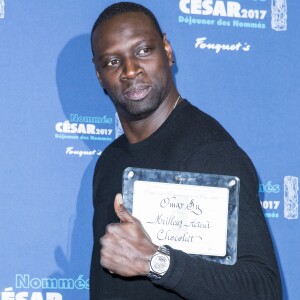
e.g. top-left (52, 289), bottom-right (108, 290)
top-left (112, 88), bottom-right (169, 121)
top-left (114, 99), bottom-right (161, 121)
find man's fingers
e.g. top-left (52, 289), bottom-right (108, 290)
top-left (114, 193), bottom-right (134, 223)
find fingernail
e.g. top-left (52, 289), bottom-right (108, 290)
top-left (116, 193), bottom-right (123, 205)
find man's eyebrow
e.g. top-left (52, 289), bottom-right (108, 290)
top-left (94, 49), bottom-right (119, 62)
top-left (95, 53), bottom-right (112, 62)
top-left (135, 37), bottom-right (158, 45)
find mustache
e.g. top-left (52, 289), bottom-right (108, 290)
top-left (123, 82), bottom-right (152, 94)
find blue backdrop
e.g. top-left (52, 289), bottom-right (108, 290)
top-left (0, 0), bottom-right (299, 299)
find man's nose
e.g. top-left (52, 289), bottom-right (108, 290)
top-left (120, 57), bottom-right (144, 80)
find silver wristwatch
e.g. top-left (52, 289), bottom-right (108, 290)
top-left (147, 245), bottom-right (170, 280)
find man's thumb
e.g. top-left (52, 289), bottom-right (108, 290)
top-left (114, 193), bottom-right (134, 223)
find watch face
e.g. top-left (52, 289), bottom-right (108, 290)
top-left (150, 254), bottom-right (170, 274)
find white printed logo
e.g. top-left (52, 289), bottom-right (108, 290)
top-left (195, 37), bottom-right (250, 53)
top-left (271, 0), bottom-right (287, 31)
top-left (1, 287), bottom-right (62, 300)
top-left (0, 0), bottom-right (5, 19)
top-left (284, 176), bottom-right (298, 220)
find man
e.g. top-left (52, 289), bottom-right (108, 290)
top-left (90, 2), bottom-right (282, 299)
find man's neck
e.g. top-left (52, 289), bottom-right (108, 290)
top-left (118, 90), bottom-right (181, 144)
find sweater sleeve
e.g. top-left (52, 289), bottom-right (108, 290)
top-left (152, 142), bottom-right (282, 300)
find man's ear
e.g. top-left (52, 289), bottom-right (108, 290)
top-left (92, 57), bottom-right (104, 87)
top-left (163, 33), bottom-right (174, 66)
top-left (95, 69), bottom-right (102, 85)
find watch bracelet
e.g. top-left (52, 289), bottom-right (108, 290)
top-left (157, 245), bottom-right (170, 256)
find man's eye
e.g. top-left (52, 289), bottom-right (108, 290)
top-left (107, 59), bottom-right (120, 67)
top-left (137, 48), bottom-right (152, 56)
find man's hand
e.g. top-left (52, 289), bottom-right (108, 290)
top-left (100, 193), bottom-right (158, 277)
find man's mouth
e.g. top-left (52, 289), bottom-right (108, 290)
top-left (123, 85), bottom-right (152, 101)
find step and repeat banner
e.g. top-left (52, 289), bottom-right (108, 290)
top-left (0, 0), bottom-right (299, 299)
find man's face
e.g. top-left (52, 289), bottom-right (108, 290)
top-left (92, 12), bottom-right (174, 119)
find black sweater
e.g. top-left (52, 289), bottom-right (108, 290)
top-left (90, 100), bottom-right (282, 299)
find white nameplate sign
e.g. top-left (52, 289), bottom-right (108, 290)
top-left (132, 181), bottom-right (229, 256)
top-left (122, 167), bottom-right (239, 265)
